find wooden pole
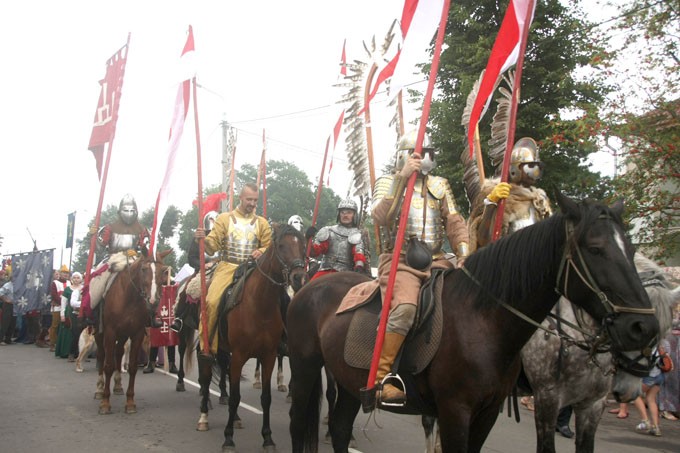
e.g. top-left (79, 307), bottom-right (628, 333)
top-left (308, 136), bottom-right (331, 255)
top-left (363, 63), bottom-right (381, 254)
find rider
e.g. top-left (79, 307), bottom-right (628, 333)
top-left (169, 210), bottom-right (219, 333)
top-left (287, 215), bottom-right (304, 232)
top-left (371, 128), bottom-right (470, 404)
top-left (94, 194), bottom-right (160, 327)
top-left (468, 137), bottom-right (551, 251)
top-left (194, 183), bottom-right (272, 355)
top-left (305, 199), bottom-right (367, 279)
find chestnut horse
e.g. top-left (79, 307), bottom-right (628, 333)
top-left (287, 193), bottom-right (660, 453)
top-left (196, 224), bottom-right (307, 453)
top-left (95, 249), bottom-right (170, 415)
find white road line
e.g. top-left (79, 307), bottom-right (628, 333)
top-left (156, 369), bottom-right (263, 415)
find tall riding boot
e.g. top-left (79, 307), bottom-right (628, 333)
top-left (375, 332), bottom-right (407, 404)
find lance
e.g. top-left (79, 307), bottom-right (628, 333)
top-left (261, 129), bottom-right (268, 217)
top-left (363, 63), bottom-right (381, 254)
top-left (228, 131), bottom-right (237, 210)
top-left (192, 76), bottom-right (210, 356)
top-left (365, 0), bottom-right (451, 392)
top-left (307, 136), bottom-right (331, 255)
top-left (491, 0), bottom-right (535, 241)
top-left (85, 34), bottom-right (131, 285)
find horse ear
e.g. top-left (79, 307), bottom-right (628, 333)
top-left (554, 188), bottom-right (581, 221)
top-left (610, 198), bottom-right (624, 217)
top-left (157, 249), bottom-right (172, 263)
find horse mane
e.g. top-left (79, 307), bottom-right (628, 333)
top-left (460, 198), bottom-right (627, 310)
top-left (274, 223), bottom-right (305, 244)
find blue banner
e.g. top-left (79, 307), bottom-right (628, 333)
top-left (11, 249), bottom-right (54, 316)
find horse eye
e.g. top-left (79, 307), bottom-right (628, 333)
top-left (588, 247), bottom-right (601, 256)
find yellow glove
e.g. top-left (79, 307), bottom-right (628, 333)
top-left (89, 226), bottom-right (98, 235)
top-left (126, 249), bottom-right (138, 258)
top-left (487, 183), bottom-right (512, 203)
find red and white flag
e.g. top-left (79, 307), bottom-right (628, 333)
top-left (466, 0), bottom-right (536, 156)
top-left (362, 0), bottom-right (445, 113)
top-left (88, 40), bottom-right (129, 180)
top-left (149, 26), bottom-right (196, 257)
top-left (327, 41), bottom-right (348, 186)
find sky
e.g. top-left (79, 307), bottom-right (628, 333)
top-left (0, 0), bottom-right (619, 266)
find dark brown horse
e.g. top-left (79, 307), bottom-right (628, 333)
top-left (95, 249), bottom-right (170, 415)
top-left (196, 223), bottom-right (307, 453)
top-left (287, 193), bottom-right (660, 453)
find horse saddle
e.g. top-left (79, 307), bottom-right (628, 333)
top-left (343, 268), bottom-right (449, 374)
top-left (217, 261), bottom-right (256, 320)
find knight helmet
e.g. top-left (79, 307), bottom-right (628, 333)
top-left (118, 194), bottom-right (139, 225)
top-left (287, 215), bottom-right (304, 232)
top-left (508, 137), bottom-right (543, 185)
top-left (337, 198), bottom-right (358, 227)
top-left (203, 210), bottom-right (218, 232)
top-left (395, 128), bottom-right (437, 175)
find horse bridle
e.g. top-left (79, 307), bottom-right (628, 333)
top-left (254, 232), bottom-right (306, 288)
top-left (125, 255), bottom-right (161, 307)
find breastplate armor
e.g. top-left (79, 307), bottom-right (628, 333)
top-left (222, 218), bottom-right (259, 264)
top-left (109, 232), bottom-right (138, 253)
top-left (399, 179), bottom-right (444, 255)
top-left (508, 204), bottom-right (538, 234)
top-left (317, 225), bottom-right (363, 272)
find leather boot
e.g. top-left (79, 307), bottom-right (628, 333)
top-left (143, 361), bottom-right (155, 374)
top-left (375, 332), bottom-right (407, 404)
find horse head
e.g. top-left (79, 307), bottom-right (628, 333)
top-left (271, 223), bottom-right (308, 292)
top-left (555, 191), bottom-right (659, 355)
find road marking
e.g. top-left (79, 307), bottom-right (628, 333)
top-left (156, 369), bottom-right (263, 415)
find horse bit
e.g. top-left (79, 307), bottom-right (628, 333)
top-left (254, 233), bottom-right (306, 288)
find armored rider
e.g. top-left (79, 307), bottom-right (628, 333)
top-left (170, 210), bottom-right (219, 333)
top-left (468, 137), bottom-right (551, 252)
top-left (371, 129), bottom-right (470, 404)
top-left (194, 183), bottom-right (272, 355)
top-left (287, 215), bottom-right (304, 232)
top-left (306, 199), bottom-right (367, 279)
top-left (94, 194), bottom-right (160, 327)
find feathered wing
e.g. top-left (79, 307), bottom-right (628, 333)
top-left (460, 71), bottom-right (485, 207)
top-left (338, 21), bottom-right (397, 198)
top-left (488, 70), bottom-right (514, 169)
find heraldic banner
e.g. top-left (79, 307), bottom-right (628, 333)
top-left (11, 249), bottom-right (54, 316)
top-left (150, 283), bottom-right (179, 347)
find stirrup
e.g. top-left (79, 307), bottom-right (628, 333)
top-left (378, 373), bottom-right (407, 407)
top-left (170, 318), bottom-right (183, 333)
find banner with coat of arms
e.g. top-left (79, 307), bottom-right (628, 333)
top-left (11, 249), bottom-right (54, 316)
top-left (149, 283), bottom-right (179, 347)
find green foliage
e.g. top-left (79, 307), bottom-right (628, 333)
top-left (426, 0), bottom-right (613, 215)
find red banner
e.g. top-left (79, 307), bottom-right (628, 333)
top-left (149, 283), bottom-right (179, 347)
top-left (88, 43), bottom-right (129, 179)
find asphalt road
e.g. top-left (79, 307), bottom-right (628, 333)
top-left (0, 343), bottom-right (677, 452)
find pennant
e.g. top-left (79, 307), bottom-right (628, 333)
top-left (88, 42), bottom-right (129, 180)
top-left (149, 26), bottom-right (196, 257)
top-left (467, 0), bottom-right (536, 156)
top-left (11, 249), bottom-right (54, 316)
top-left (149, 283), bottom-right (179, 347)
top-left (65, 212), bottom-right (76, 249)
top-left (362, 0), bottom-right (445, 113)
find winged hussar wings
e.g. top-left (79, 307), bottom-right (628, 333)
top-left (337, 21), bottom-right (397, 198)
top-left (460, 71), bottom-right (485, 206)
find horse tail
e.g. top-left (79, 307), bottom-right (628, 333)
top-left (184, 329), bottom-right (196, 375)
top-left (293, 368), bottom-right (323, 451)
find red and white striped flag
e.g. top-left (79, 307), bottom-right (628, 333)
top-left (88, 40), bottom-right (129, 180)
top-left (149, 26), bottom-right (196, 257)
top-left (466, 0), bottom-right (535, 156)
top-left (362, 0), bottom-right (445, 113)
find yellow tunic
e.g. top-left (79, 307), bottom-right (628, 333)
top-left (199, 209), bottom-right (272, 353)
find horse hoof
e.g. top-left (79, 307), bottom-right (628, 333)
top-left (197, 422), bottom-right (209, 432)
top-left (222, 445), bottom-right (236, 453)
top-left (219, 396), bottom-right (229, 405)
top-left (234, 419), bottom-right (243, 429)
top-left (76, 367), bottom-right (84, 373)
top-left (323, 432), bottom-right (331, 444)
top-left (349, 437), bottom-right (357, 449)
top-left (176, 383), bottom-right (186, 392)
top-left (113, 388), bottom-right (124, 395)
top-left (286, 395), bottom-right (292, 404)
top-left (94, 392), bottom-right (104, 400)
top-left (99, 405), bottom-right (112, 415)
top-left (253, 382), bottom-right (262, 389)
top-left (125, 405), bottom-right (137, 414)
top-left (277, 384), bottom-right (287, 393)
top-left (262, 444), bottom-right (276, 453)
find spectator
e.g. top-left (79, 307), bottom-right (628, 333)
top-left (48, 266), bottom-right (70, 351)
top-left (55, 272), bottom-right (84, 361)
top-left (0, 269), bottom-right (16, 345)
top-left (659, 306), bottom-right (680, 421)
top-left (634, 340), bottom-right (673, 436)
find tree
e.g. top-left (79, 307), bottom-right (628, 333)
top-left (425, 0), bottom-right (613, 215)
top-left (605, 1), bottom-right (680, 263)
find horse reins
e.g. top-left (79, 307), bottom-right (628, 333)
top-left (254, 232), bottom-right (306, 288)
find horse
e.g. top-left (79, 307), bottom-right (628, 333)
top-left (196, 223), bottom-right (307, 453)
top-left (95, 249), bottom-right (170, 415)
top-left (287, 192), bottom-right (660, 453)
top-left (519, 252), bottom-right (680, 453)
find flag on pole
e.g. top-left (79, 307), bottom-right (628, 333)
top-left (65, 212), bottom-right (76, 249)
top-left (88, 42), bottom-right (129, 180)
top-left (362, 0), bottom-right (445, 113)
top-left (11, 249), bottom-right (54, 316)
top-left (328, 41), bottom-right (348, 186)
top-left (149, 26), bottom-right (196, 257)
top-left (466, 0), bottom-right (536, 156)
top-left (149, 283), bottom-right (179, 347)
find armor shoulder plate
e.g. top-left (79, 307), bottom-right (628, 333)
top-left (347, 230), bottom-right (362, 245)
top-left (315, 226), bottom-right (331, 243)
top-left (427, 176), bottom-right (449, 200)
top-left (373, 175), bottom-right (395, 203)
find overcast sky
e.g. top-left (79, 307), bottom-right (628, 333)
top-left (0, 0), bottom-right (618, 265)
